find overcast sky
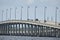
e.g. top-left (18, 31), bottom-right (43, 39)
top-left (0, 0), bottom-right (60, 22)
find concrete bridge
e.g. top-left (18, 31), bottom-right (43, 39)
top-left (0, 20), bottom-right (60, 37)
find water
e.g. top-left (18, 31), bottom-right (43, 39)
top-left (0, 36), bottom-right (60, 40)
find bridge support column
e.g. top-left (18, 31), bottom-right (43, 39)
top-left (8, 24), bottom-right (9, 35)
top-left (41, 26), bottom-right (43, 37)
top-left (9, 24), bottom-right (11, 35)
top-left (22, 24), bottom-right (23, 35)
top-left (6, 24), bottom-right (8, 35)
top-left (3, 24), bottom-right (5, 34)
top-left (54, 28), bottom-right (56, 37)
top-left (59, 29), bottom-right (60, 38)
top-left (38, 25), bottom-right (40, 36)
top-left (37, 25), bottom-right (39, 36)
top-left (11, 25), bottom-right (13, 35)
top-left (25, 24), bottom-right (26, 35)
top-left (34, 25), bottom-right (37, 36)
top-left (4, 25), bottom-right (5, 34)
top-left (16, 24), bottom-right (17, 35)
top-left (50, 27), bottom-right (52, 37)
top-left (10, 24), bottom-right (12, 35)
top-left (0, 25), bottom-right (2, 34)
top-left (28, 24), bottom-right (30, 35)
top-left (46, 27), bottom-right (47, 37)
top-left (31, 24), bottom-right (33, 36)
top-left (2, 25), bottom-right (4, 34)
top-left (1, 25), bottom-right (3, 34)
top-left (12, 24), bottom-right (14, 35)
top-left (32, 25), bottom-right (35, 36)
top-left (36, 25), bottom-right (39, 36)
top-left (19, 24), bottom-right (20, 35)
top-left (49, 27), bottom-right (52, 37)
top-left (56, 29), bottom-right (60, 37)
top-left (30, 24), bottom-right (32, 36)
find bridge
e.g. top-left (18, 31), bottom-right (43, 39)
top-left (0, 6), bottom-right (60, 38)
top-left (0, 20), bottom-right (60, 37)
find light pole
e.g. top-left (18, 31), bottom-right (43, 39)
top-left (2, 10), bottom-right (3, 21)
top-left (44, 7), bottom-right (47, 23)
top-left (27, 6), bottom-right (30, 20)
top-left (10, 8), bottom-right (12, 20)
top-left (15, 7), bottom-right (17, 20)
top-left (6, 9), bottom-right (8, 20)
top-left (20, 6), bottom-right (23, 20)
top-left (35, 6), bottom-right (37, 21)
top-left (55, 7), bottom-right (58, 25)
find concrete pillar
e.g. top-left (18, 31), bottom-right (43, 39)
top-left (29, 24), bottom-right (31, 35)
top-left (25, 24), bottom-right (26, 35)
top-left (1, 25), bottom-right (3, 34)
top-left (19, 24), bottom-right (20, 34)
top-left (9, 24), bottom-right (11, 35)
top-left (0, 25), bottom-right (2, 34)
top-left (42, 26), bottom-right (44, 37)
top-left (4, 24), bottom-right (6, 34)
top-left (35, 25), bottom-right (37, 35)
top-left (33, 25), bottom-right (35, 36)
top-left (3, 24), bottom-right (5, 34)
top-left (11, 24), bottom-right (13, 35)
top-left (6, 24), bottom-right (8, 34)
top-left (8, 24), bottom-right (9, 34)
top-left (56, 29), bottom-right (59, 37)
top-left (59, 29), bottom-right (60, 37)
top-left (1, 25), bottom-right (2, 34)
top-left (14, 24), bottom-right (16, 35)
top-left (54, 28), bottom-right (56, 37)
top-left (16, 24), bottom-right (17, 35)
top-left (3, 25), bottom-right (5, 34)
top-left (50, 27), bottom-right (51, 37)
top-left (5, 24), bottom-right (7, 34)
top-left (31, 24), bottom-right (33, 36)
top-left (38, 25), bottom-right (40, 36)
top-left (10, 25), bottom-right (12, 35)
top-left (37, 25), bottom-right (39, 36)
top-left (40, 26), bottom-right (44, 36)
top-left (13, 24), bottom-right (14, 35)
top-left (22, 24), bottom-right (23, 35)
top-left (46, 27), bottom-right (48, 37)
top-left (28, 24), bottom-right (30, 35)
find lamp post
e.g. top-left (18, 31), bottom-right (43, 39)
top-left (15, 7), bottom-right (17, 20)
top-left (10, 8), bottom-right (12, 20)
top-left (27, 6), bottom-right (30, 20)
top-left (35, 6), bottom-right (37, 21)
top-left (2, 10), bottom-right (3, 21)
top-left (44, 7), bottom-right (47, 23)
top-left (55, 7), bottom-right (58, 25)
top-left (6, 9), bottom-right (8, 20)
top-left (20, 6), bottom-right (23, 20)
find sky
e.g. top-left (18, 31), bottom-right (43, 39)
top-left (0, 0), bottom-right (60, 22)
